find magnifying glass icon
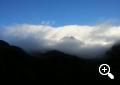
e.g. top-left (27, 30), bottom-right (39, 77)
top-left (99, 64), bottom-right (114, 79)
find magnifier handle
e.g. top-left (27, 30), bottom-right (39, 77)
top-left (108, 73), bottom-right (114, 79)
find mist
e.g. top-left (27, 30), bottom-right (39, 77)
top-left (0, 24), bottom-right (120, 59)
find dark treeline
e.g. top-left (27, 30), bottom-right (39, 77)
top-left (0, 40), bottom-right (120, 83)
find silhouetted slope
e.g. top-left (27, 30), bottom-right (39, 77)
top-left (104, 43), bottom-right (120, 80)
top-left (0, 40), bottom-right (120, 83)
top-left (0, 40), bottom-right (29, 81)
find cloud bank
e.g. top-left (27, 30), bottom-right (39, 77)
top-left (0, 24), bottom-right (120, 59)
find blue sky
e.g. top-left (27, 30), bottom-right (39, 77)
top-left (0, 0), bottom-right (120, 26)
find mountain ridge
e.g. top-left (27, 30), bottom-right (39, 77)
top-left (0, 40), bottom-right (120, 83)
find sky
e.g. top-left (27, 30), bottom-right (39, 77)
top-left (0, 0), bottom-right (120, 26)
top-left (0, 0), bottom-right (120, 59)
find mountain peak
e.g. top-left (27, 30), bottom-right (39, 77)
top-left (61, 36), bottom-right (76, 40)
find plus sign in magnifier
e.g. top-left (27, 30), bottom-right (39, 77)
top-left (99, 64), bottom-right (114, 79)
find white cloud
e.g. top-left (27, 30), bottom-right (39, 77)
top-left (0, 24), bottom-right (120, 59)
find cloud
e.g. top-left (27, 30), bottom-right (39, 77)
top-left (0, 24), bottom-right (120, 59)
